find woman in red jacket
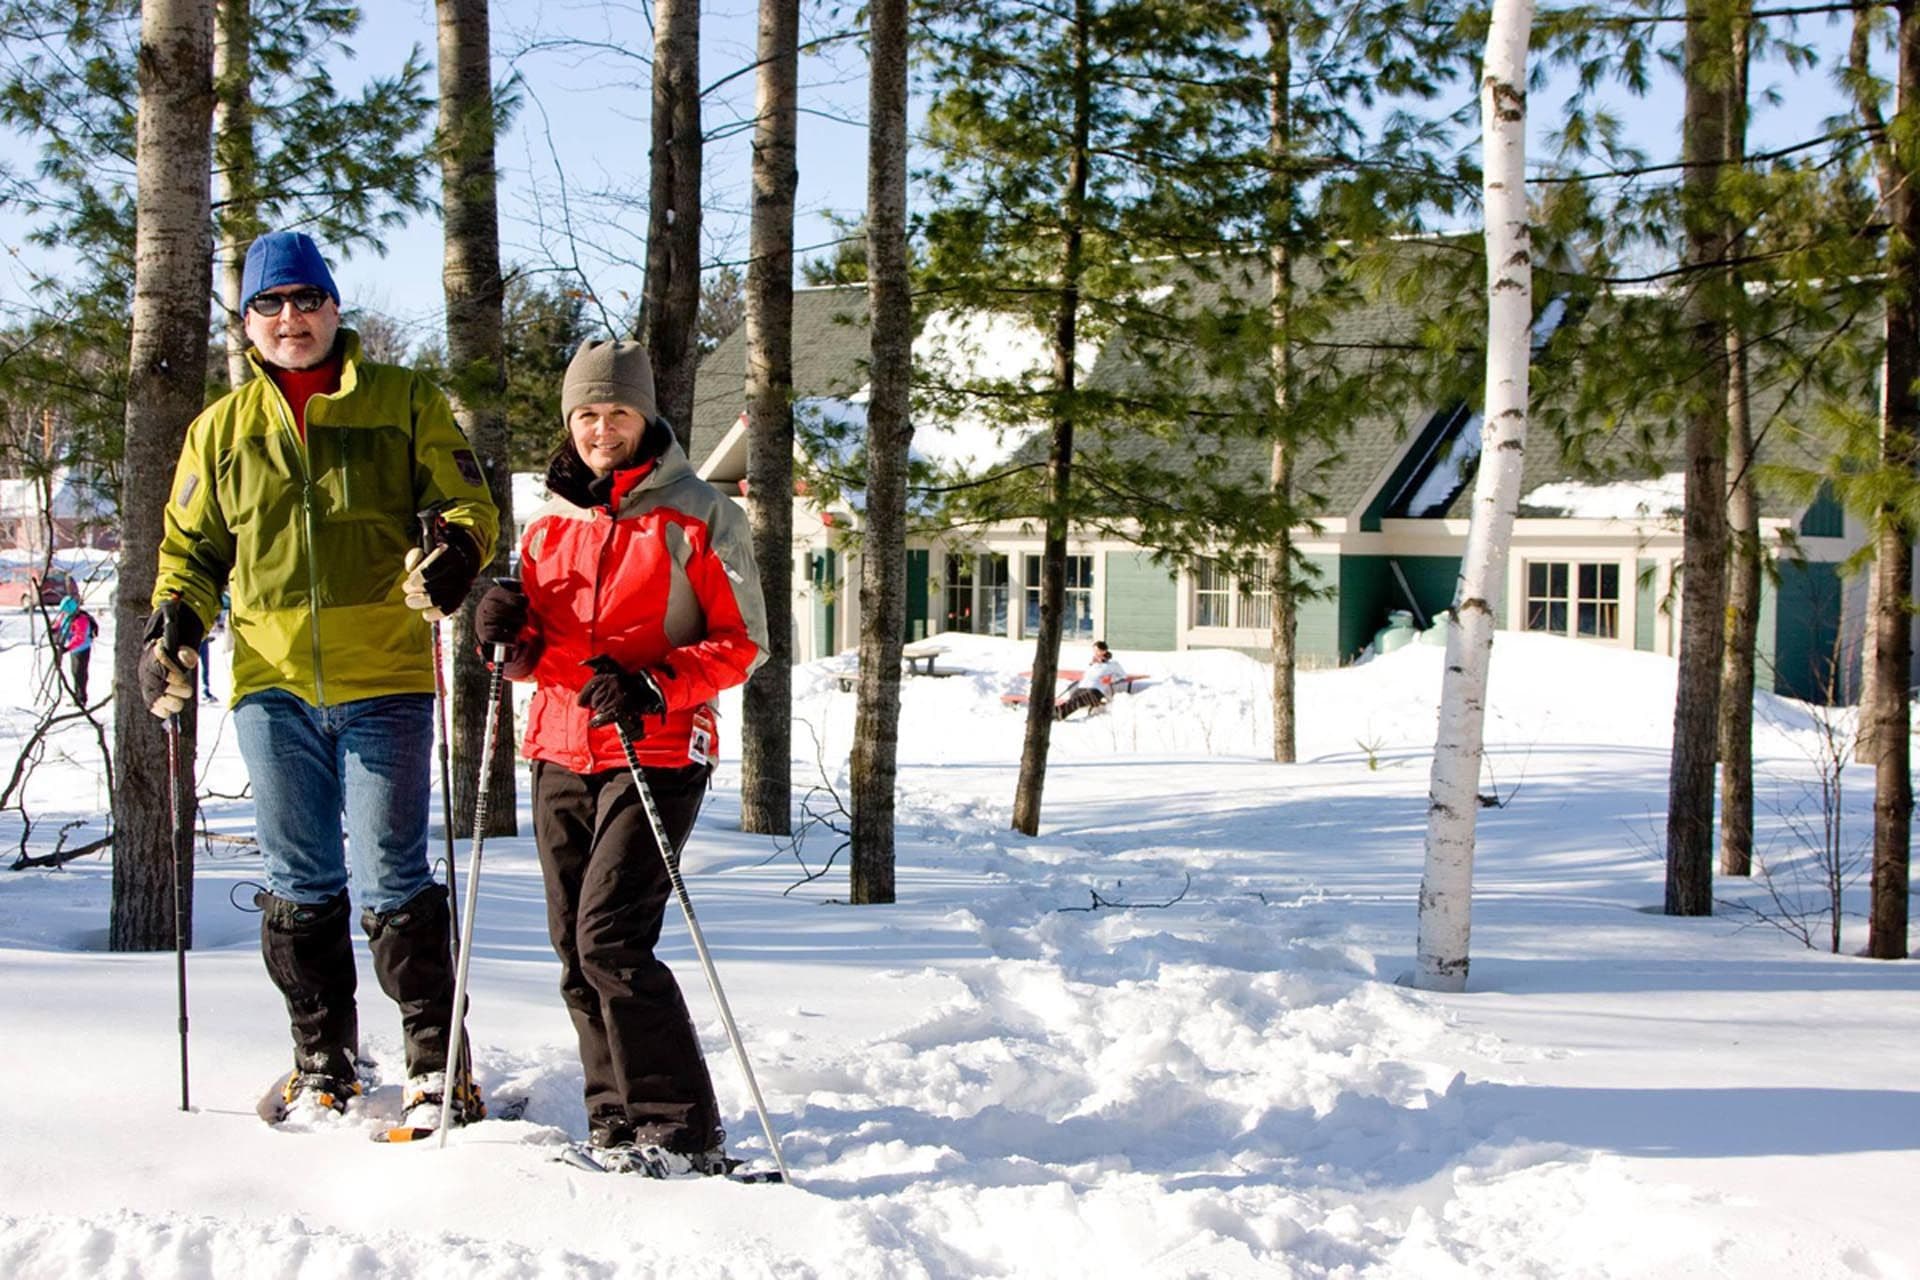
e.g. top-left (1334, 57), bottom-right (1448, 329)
top-left (475, 340), bottom-right (768, 1176)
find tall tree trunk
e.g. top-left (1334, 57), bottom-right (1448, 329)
top-left (213, 0), bottom-right (257, 392)
top-left (1011, 0), bottom-right (1090, 837)
top-left (111, 0), bottom-right (215, 952)
top-left (740, 0), bottom-right (799, 837)
top-left (1718, 2), bottom-right (1757, 878)
top-left (1266, 4), bottom-right (1297, 765)
top-left (1664, 0), bottom-right (1734, 917)
top-left (1854, 2), bottom-right (1896, 768)
top-left (849, 0), bottom-right (911, 903)
top-left (1869, 0), bottom-right (1920, 959)
top-left (643, 0), bottom-right (702, 452)
top-left (437, 0), bottom-right (517, 837)
top-left (1414, 0), bottom-right (1533, 992)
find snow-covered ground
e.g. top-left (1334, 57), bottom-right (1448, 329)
top-left (0, 615), bottom-right (1914, 1278)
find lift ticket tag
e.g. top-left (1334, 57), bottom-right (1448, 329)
top-left (688, 705), bottom-right (715, 766)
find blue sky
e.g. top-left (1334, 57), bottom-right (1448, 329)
top-left (0, 0), bottom-right (1874, 345)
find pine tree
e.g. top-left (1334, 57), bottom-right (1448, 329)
top-left (919, 0), bottom-right (1255, 835)
top-left (1861, 0), bottom-right (1919, 960)
top-left (437, 0), bottom-right (516, 838)
top-left (1664, 0), bottom-right (1737, 918)
top-left (850, 0), bottom-right (910, 902)
top-left (1717, 0), bottom-right (1758, 879)
top-left (642, 0), bottom-right (702, 453)
top-left (110, 0), bottom-right (216, 952)
top-left (740, 0), bottom-right (800, 838)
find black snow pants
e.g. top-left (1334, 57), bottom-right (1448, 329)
top-left (531, 758), bottom-right (720, 1153)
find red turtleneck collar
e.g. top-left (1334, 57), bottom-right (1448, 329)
top-left (603, 458), bottom-right (656, 510)
top-left (264, 351), bottom-right (344, 440)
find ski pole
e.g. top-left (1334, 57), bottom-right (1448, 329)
top-left (438, 598), bottom-right (514, 1146)
top-left (586, 659), bottom-right (792, 1185)
top-left (164, 712), bottom-right (190, 1112)
top-left (419, 516), bottom-right (463, 939)
top-left (418, 516), bottom-right (473, 1097)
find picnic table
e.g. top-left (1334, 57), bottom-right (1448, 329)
top-left (834, 642), bottom-right (956, 691)
top-left (900, 641), bottom-right (946, 676)
top-left (1000, 667), bottom-right (1152, 707)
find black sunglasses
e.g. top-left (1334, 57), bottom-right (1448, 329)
top-left (247, 288), bottom-right (331, 317)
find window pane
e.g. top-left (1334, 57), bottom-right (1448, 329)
top-left (1599, 563), bottom-right (1619, 597)
top-left (1527, 601), bottom-right (1548, 631)
top-left (1577, 601), bottom-right (1598, 636)
top-left (1550, 563), bottom-right (1568, 595)
top-left (1550, 602), bottom-right (1568, 633)
top-left (1578, 563), bottom-right (1598, 597)
top-left (1529, 562), bottom-right (1548, 595)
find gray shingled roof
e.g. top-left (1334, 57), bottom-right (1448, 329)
top-left (1448, 303), bottom-right (1846, 523)
top-left (690, 254), bottom-right (1847, 530)
top-left (689, 285), bottom-right (871, 468)
top-left (1060, 249), bottom-right (1476, 519)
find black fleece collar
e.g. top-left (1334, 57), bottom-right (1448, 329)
top-left (545, 417), bottom-right (672, 510)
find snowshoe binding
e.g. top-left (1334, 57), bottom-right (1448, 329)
top-left (370, 1069), bottom-right (487, 1144)
top-left (269, 1068), bottom-right (363, 1124)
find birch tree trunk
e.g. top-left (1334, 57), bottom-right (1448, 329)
top-left (1718, 4), bottom-right (1757, 878)
top-left (1868, 0), bottom-right (1920, 960)
top-left (213, 0), bottom-right (258, 392)
top-left (1664, 0), bottom-right (1734, 917)
top-left (1414, 0), bottom-right (1532, 992)
top-left (1010, 0), bottom-right (1090, 837)
top-left (849, 0), bottom-right (911, 903)
top-left (437, 0), bottom-right (517, 837)
top-left (643, 0), bottom-right (702, 452)
top-left (110, 0), bottom-right (215, 952)
top-left (740, 0), bottom-right (800, 836)
top-left (1266, 3), bottom-right (1298, 766)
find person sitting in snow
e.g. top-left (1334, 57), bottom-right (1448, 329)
top-left (1055, 640), bottom-right (1127, 720)
top-left (472, 339), bottom-right (769, 1177)
top-left (142, 230), bottom-right (498, 1130)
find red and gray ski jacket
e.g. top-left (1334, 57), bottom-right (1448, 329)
top-left (509, 428), bottom-right (769, 772)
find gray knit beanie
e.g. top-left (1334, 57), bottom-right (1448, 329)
top-left (562, 339), bottom-right (658, 423)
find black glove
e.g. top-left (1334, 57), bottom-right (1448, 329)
top-left (474, 579), bottom-right (528, 645)
top-left (403, 517), bottom-right (482, 620)
top-left (576, 657), bottom-right (668, 733)
top-left (140, 596), bottom-right (206, 719)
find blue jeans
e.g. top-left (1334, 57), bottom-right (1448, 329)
top-left (234, 690), bottom-right (435, 914)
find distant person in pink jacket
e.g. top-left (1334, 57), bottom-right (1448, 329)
top-left (55, 594), bottom-right (95, 705)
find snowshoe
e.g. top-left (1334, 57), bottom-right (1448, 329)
top-left (554, 1141), bottom-right (782, 1183)
top-left (270, 1068), bottom-right (362, 1123)
top-left (369, 1069), bottom-right (491, 1144)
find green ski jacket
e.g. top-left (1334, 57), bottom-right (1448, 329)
top-left (154, 331), bottom-right (499, 706)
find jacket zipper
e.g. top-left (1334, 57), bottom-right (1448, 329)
top-left (264, 375), bottom-right (329, 706)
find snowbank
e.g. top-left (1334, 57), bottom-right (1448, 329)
top-left (0, 615), bottom-right (1913, 1279)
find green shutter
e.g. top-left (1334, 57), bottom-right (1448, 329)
top-left (1635, 559), bottom-right (1656, 652)
top-left (1773, 560), bottom-right (1844, 701)
top-left (1102, 551), bottom-right (1177, 649)
top-left (906, 549), bottom-right (930, 641)
top-left (1755, 561), bottom-right (1778, 683)
top-left (1296, 552), bottom-right (1341, 664)
top-left (813, 548), bottom-right (837, 656)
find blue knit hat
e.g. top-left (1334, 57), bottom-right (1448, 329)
top-left (241, 231), bottom-right (340, 307)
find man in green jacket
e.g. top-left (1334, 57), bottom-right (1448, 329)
top-left (142, 230), bottom-right (498, 1130)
